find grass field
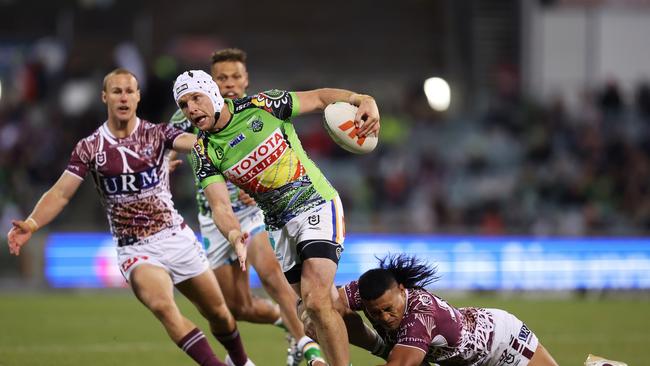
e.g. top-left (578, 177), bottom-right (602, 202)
top-left (0, 291), bottom-right (647, 365)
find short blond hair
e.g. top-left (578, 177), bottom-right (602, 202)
top-left (103, 68), bottom-right (139, 91)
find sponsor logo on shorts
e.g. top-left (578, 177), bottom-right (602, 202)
top-left (308, 214), bottom-right (320, 226)
top-left (229, 133), bottom-right (246, 147)
top-left (518, 324), bottom-right (531, 342)
top-left (121, 255), bottom-right (149, 272)
top-left (335, 245), bottom-right (342, 260)
top-left (497, 349), bottom-right (519, 365)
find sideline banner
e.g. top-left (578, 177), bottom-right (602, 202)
top-left (45, 233), bottom-right (650, 289)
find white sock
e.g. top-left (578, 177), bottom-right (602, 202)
top-left (297, 336), bottom-right (316, 351)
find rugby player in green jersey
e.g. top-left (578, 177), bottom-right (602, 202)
top-left (169, 48), bottom-right (324, 366)
top-left (172, 69), bottom-right (380, 366)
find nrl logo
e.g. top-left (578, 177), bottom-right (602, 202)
top-left (96, 151), bottom-right (107, 166)
top-left (308, 215), bottom-right (320, 226)
top-left (215, 146), bottom-right (224, 160)
top-left (248, 118), bottom-right (263, 132)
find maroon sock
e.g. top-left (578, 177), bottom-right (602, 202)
top-left (178, 328), bottom-right (225, 366)
top-left (213, 328), bottom-right (247, 366)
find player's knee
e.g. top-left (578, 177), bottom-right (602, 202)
top-left (224, 296), bottom-right (254, 320)
top-left (303, 289), bottom-right (333, 318)
top-left (205, 303), bottom-right (235, 325)
top-left (228, 304), bottom-right (247, 320)
top-left (147, 298), bottom-right (178, 321)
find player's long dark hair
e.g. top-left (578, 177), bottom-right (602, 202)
top-left (358, 254), bottom-right (440, 301)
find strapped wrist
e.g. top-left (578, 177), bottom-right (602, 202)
top-left (25, 217), bottom-right (39, 233)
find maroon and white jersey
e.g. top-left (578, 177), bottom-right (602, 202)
top-left (66, 118), bottom-right (185, 241)
top-left (344, 281), bottom-right (495, 365)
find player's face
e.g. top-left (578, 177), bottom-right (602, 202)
top-left (177, 92), bottom-right (216, 131)
top-left (211, 61), bottom-right (248, 99)
top-left (102, 74), bottom-right (140, 123)
top-left (363, 284), bottom-right (407, 331)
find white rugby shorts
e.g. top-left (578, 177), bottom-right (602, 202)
top-left (116, 225), bottom-right (209, 285)
top-left (198, 208), bottom-right (267, 269)
top-left (486, 308), bottom-right (539, 366)
top-left (270, 195), bottom-right (345, 274)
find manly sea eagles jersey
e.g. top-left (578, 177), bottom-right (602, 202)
top-left (344, 281), bottom-right (496, 365)
top-left (66, 118), bottom-right (184, 241)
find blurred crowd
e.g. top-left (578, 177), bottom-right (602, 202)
top-left (2, 40), bottom-right (650, 238)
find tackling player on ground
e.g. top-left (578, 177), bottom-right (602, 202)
top-left (169, 48), bottom-right (323, 365)
top-left (7, 69), bottom-right (254, 366)
top-left (172, 69), bottom-right (380, 366)
top-left (331, 254), bottom-right (559, 366)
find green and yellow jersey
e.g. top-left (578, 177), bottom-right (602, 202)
top-left (191, 90), bottom-right (337, 230)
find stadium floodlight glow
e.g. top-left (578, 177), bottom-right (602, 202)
top-left (423, 77), bottom-right (451, 112)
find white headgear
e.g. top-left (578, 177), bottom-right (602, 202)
top-left (173, 70), bottom-right (224, 114)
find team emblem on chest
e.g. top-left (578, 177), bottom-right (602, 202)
top-left (141, 144), bottom-right (154, 158)
top-left (96, 151), bottom-right (107, 166)
top-left (248, 118), bottom-right (264, 133)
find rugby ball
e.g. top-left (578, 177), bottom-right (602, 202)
top-left (323, 102), bottom-right (378, 154)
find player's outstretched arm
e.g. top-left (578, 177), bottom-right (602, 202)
top-left (172, 132), bottom-right (198, 154)
top-left (331, 287), bottom-right (389, 358)
top-left (7, 172), bottom-right (82, 256)
top-left (295, 89), bottom-right (380, 137)
top-left (381, 345), bottom-right (426, 366)
top-left (203, 182), bottom-right (249, 270)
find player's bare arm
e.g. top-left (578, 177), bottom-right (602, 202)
top-left (381, 345), bottom-right (426, 366)
top-left (168, 133), bottom-right (198, 172)
top-left (295, 89), bottom-right (380, 137)
top-left (7, 171), bottom-right (82, 255)
top-left (172, 132), bottom-right (198, 154)
top-left (203, 181), bottom-right (249, 270)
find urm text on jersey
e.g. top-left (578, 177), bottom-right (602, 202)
top-left (100, 167), bottom-right (159, 195)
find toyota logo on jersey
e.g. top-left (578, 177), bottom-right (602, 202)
top-left (226, 129), bottom-right (287, 184)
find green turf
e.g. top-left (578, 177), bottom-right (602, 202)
top-left (0, 291), bottom-right (647, 365)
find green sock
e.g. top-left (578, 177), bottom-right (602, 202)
top-left (303, 341), bottom-right (323, 361)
